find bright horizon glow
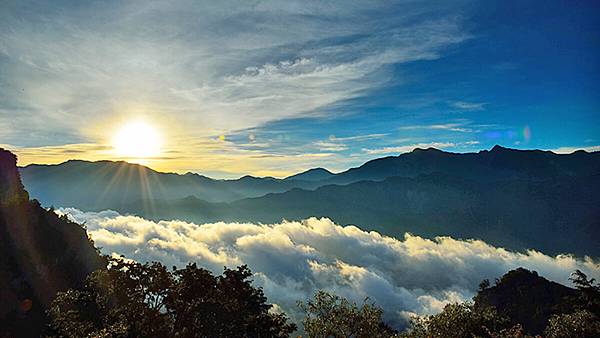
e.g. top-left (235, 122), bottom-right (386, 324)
top-left (112, 121), bottom-right (162, 159)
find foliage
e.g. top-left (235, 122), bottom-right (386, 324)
top-left (544, 310), bottom-right (600, 338)
top-left (541, 271), bottom-right (600, 338)
top-left (400, 268), bottom-right (600, 338)
top-left (479, 278), bottom-right (491, 291)
top-left (0, 148), bottom-right (105, 337)
top-left (568, 270), bottom-right (600, 315)
top-left (401, 302), bottom-right (511, 338)
top-left (486, 324), bottom-right (537, 338)
top-left (47, 256), bottom-right (296, 338)
top-left (298, 290), bottom-right (397, 338)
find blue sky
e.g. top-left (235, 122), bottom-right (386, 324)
top-left (0, 1), bottom-right (598, 177)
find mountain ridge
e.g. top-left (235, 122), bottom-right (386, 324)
top-left (119, 171), bottom-right (600, 256)
top-left (17, 146), bottom-right (600, 257)
top-left (20, 145), bottom-right (600, 182)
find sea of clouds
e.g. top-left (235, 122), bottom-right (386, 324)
top-left (58, 208), bottom-right (600, 329)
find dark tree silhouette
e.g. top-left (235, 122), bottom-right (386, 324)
top-left (47, 257), bottom-right (296, 338)
top-left (473, 268), bottom-right (578, 335)
top-left (298, 290), bottom-right (397, 338)
top-left (0, 148), bottom-right (105, 337)
top-left (568, 269), bottom-right (600, 315)
top-left (401, 302), bottom-right (511, 338)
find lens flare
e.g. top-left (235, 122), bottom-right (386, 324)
top-left (523, 125), bottom-right (531, 142)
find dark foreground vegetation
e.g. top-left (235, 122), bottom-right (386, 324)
top-left (2, 148), bottom-right (599, 337)
top-left (0, 149), bottom-right (105, 337)
top-left (402, 268), bottom-right (600, 338)
top-left (47, 262), bottom-right (600, 337)
top-left (47, 258), bottom-right (296, 337)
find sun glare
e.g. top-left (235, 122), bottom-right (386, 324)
top-left (112, 121), bottom-right (162, 158)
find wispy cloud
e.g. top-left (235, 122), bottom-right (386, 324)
top-left (58, 209), bottom-right (600, 330)
top-left (313, 133), bottom-right (388, 152)
top-left (449, 101), bottom-right (487, 111)
top-left (0, 1), bottom-right (470, 174)
top-left (1, 143), bottom-right (113, 164)
top-left (399, 123), bottom-right (473, 133)
top-left (329, 133), bottom-right (389, 142)
top-left (313, 141), bottom-right (348, 152)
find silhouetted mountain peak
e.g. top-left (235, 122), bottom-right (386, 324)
top-left (285, 167), bottom-right (334, 181)
top-left (183, 172), bottom-right (211, 180)
top-left (475, 268), bottom-right (577, 334)
top-left (497, 267), bottom-right (543, 285)
top-left (490, 144), bottom-right (510, 153)
top-left (411, 147), bottom-right (444, 154)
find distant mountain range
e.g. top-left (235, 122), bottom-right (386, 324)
top-left (19, 160), bottom-right (323, 208)
top-left (19, 146), bottom-right (600, 256)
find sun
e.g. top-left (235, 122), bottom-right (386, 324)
top-left (112, 120), bottom-right (162, 158)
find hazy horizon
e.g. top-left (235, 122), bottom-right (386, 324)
top-left (12, 144), bottom-right (600, 180)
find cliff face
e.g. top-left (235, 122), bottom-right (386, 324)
top-left (0, 148), bottom-right (105, 337)
top-left (0, 148), bottom-right (28, 205)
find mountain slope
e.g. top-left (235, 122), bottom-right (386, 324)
top-left (325, 146), bottom-right (600, 185)
top-left (126, 173), bottom-right (600, 256)
top-left (19, 146), bottom-right (600, 256)
top-left (0, 148), bottom-right (105, 337)
top-left (20, 160), bottom-right (322, 209)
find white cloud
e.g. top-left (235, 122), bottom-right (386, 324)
top-left (57, 208), bottom-right (600, 329)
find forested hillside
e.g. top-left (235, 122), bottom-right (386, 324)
top-left (0, 149), bottom-right (105, 337)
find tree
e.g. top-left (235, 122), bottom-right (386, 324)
top-left (401, 302), bottom-right (511, 338)
top-left (542, 271), bottom-right (600, 338)
top-left (166, 263), bottom-right (296, 337)
top-left (569, 270), bottom-right (600, 315)
top-left (479, 279), bottom-right (491, 291)
top-left (298, 290), bottom-right (396, 338)
top-left (545, 310), bottom-right (600, 338)
top-left (47, 256), bottom-right (296, 338)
